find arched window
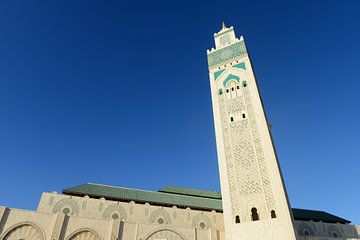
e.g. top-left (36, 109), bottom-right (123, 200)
top-left (235, 215), bottom-right (240, 223)
top-left (226, 89), bottom-right (229, 93)
top-left (231, 87), bottom-right (234, 91)
top-left (219, 89), bottom-right (223, 95)
top-left (242, 81), bottom-right (248, 87)
top-left (236, 85), bottom-right (240, 89)
top-left (271, 210), bottom-right (276, 218)
top-left (251, 208), bottom-right (259, 221)
top-left (242, 113), bottom-right (246, 119)
top-left (230, 117), bottom-right (234, 122)
top-left (2, 224), bottom-right (45, 240)
top-left (333, 232), bottom-right (338, 238)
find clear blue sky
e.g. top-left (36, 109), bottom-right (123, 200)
top-left (0, 0), bottom-right (359, 224)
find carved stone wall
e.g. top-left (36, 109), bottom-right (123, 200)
top-left (216, 66), bottom-right (275, 222)
top-left (0, 196), bottom-right (359, 240)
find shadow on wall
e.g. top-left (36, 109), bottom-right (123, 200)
top-left (295, 220), bottom-right (360, 240)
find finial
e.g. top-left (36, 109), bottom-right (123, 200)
top-left (222, 21), bottom-right (226, 30)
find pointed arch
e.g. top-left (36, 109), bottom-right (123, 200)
top-left (192, 213), bottom-right (212, 229)
top-left (149, 208), bottom-right (171, 225)
top-left (66, 228), bottom-right (102, 240)
top-left (214, 67), bottom-right (246, 87)
top-left (297, 222), bottom-right (316, 236)
top-left (1, 222), bottom-right (46, 240)
top-left (102, 204), bottom-right (127, 220)
top-left (223, 74), bottom-right (240, 87)
top-left (144, 228), bottom-right (185, 240)
top-left (327, 225), bottom-right (342, 238)
top-left (53, 198), bottom-right (80, 216)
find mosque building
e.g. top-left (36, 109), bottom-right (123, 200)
top-left (0, 24), bottom-right (359, 240)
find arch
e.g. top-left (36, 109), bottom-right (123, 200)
top-left (251, 208), bottom-right (259, 221)
top-left (102, 204), bottom-right (127, 220)
top-left (214, 67), bottom-right (246, 87)
top-left (297, 222), bottom-right (315, 236)
top-left (327, 225), bottom-right (342, 238)
top-left (1, 222), bottom-right (46, 240)
top-left (53, 198), bottom-right (80, 216)
top-left (149, 208), bottom-right (171, 225)
top-left (144, 228), bottom-right (185, 240)
top-left (192, 213), bottom-right (212, 229)
top-left (67, 228), bottom-right (102, 240)
top-left (223, 74), bottom-right (240, 87)
top-left (214, 66), bottom-right (246, 82)
top-left (271, 210), bottom-right (276, 218)
top-left (235, 215), bottom-right (240, 224)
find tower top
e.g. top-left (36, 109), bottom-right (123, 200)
top-left (212, 24), bottom-right (242, 50)
top-left (207, 24), bottom-right (246, 68)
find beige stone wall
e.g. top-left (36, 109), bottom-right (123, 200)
top-left (294, 220), bottom-right (360, 239)
top-left (0, 192), bottom-right (225, 240)
top-left (0, 193), bottom-right (359, 240)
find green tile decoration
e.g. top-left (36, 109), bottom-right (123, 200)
top-left (233, 62), bottom-right (246, 70)
top-left (214, 69), bottom-right (225, 80)
top-left (223, 74), bottom-right (240, 87)
top-left (207, 41), bottom-right (247, 67)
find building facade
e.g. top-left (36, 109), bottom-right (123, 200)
top-left (0, 184), bottom-right (359, 240)
top-left (0, 25), bottom-right (359, 240)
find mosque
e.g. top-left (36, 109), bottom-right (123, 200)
top-left (0, 24), bottom-right (359, 240)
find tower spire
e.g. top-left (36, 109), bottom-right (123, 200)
top-left (222, 21), bottom-right (227, 30)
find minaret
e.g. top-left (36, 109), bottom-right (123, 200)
top-left (207, 24), bottom-right (298, 240)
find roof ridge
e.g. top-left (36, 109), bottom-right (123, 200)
top-left (66, 183), bottom-right (221, 201)
top-left (162, 185), bottom-right (220, 192)
top-left (84, 183), bottom-right (160, 194)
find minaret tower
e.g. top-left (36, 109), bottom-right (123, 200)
top-left (207, 24), bottom-right (298, 240)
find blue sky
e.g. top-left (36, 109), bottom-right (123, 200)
top-left (0, 0), bottom-right (359, 224)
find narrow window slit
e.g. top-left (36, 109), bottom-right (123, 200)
top-left (251, 208), bottom-right (259, 221)
top-left (235, 215), bottom-right (240, 223)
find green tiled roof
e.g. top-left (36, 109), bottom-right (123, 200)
top-left (292, 208), bottom-right (350, 224)
top-left (159, 186), bottom-right (221, 199)
top-left (62, 183), bottom-right (350, 224)
top-left (63, 183), bottom-right (222, 211)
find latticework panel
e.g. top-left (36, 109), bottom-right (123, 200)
top-left (243, 85), bottom-right (275, 211)
top-left (217, 76), bottom-right (276, 220)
